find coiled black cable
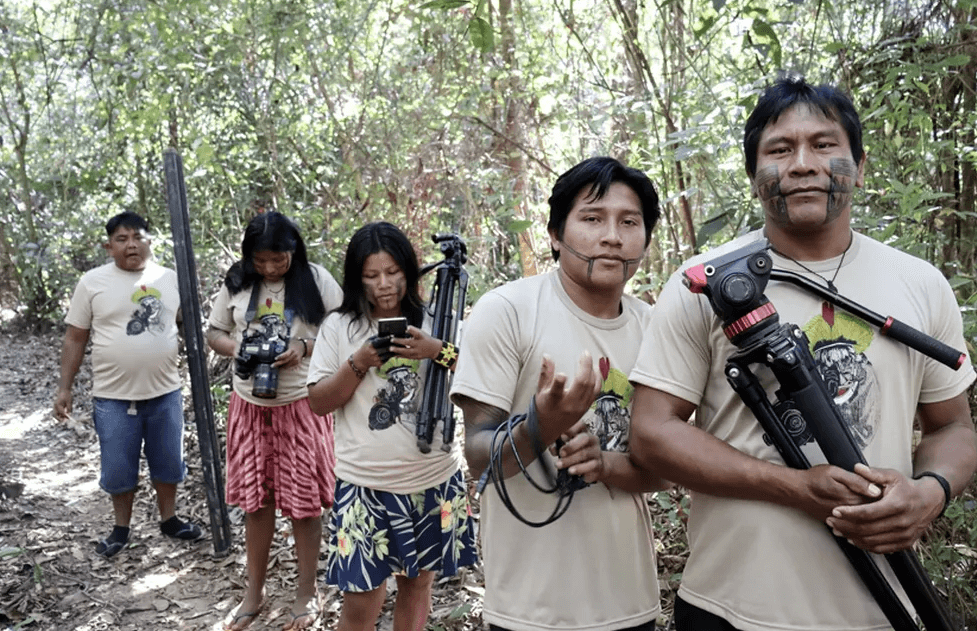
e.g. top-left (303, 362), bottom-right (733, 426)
top-left (475, 397), bottom-right (589, 528)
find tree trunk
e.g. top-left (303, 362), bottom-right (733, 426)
top-left (497, 0), bottom-right (538, 277)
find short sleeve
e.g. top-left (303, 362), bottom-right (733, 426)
top-left (629, 269), bottom-right (714, 406)
top-left (208, 284), bottom-right (236, 333)
top-left (314, 264), bottom-right (344, 313)
top-left (64, 276), bottom-right (94, 330)
top-left (449, 291), bottom-right (524, 413)
top-left (308, 312), bottom-right (344, 387)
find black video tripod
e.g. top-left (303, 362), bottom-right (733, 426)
top-left (684, 238), bottom-right (966, 631)
top-left (416, 233), bottom-right (469, 453)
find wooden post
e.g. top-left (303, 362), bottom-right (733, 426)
top-left (164, 148), bottom-right (233, 556)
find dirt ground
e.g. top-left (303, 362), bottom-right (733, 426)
top-left (0, 327), bottom-right (686, 631)
top-left (0, 329), bottom-right (487, 631)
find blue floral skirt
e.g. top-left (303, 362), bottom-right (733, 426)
top-left (325, 471), bottom-right (478, 593)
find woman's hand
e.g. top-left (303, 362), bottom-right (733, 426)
top-left (390, 326), bottom-right (442, 361)
top-left (353, 338), bottom-right (388, 370)
top-left (205, 328), bottom-right (238, 358)
top-left (272, 339), bottom-right (305, 369)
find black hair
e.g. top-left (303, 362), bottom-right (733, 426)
top-left (223, 211), bottom-right (326, 326)
top-left (546, 156), bottom-right (661, 261)
top-left (335, 222), bottom-right (425, 335)
top-left (105, 211), bottom-right (148, 237)
top-left (744, 74), bottom-right (864, 178)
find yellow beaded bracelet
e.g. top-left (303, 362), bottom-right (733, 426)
top-left (434, 341), bottom-right (458, 369)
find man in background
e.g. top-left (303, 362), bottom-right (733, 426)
top-left (55, 211), bottom-right (203, 558)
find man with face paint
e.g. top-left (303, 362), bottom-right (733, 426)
top-left (450, 157), bottom-right (671, 631)
top-left (628, 75), bottom-right (977, 630)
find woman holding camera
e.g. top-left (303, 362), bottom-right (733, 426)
top-left (307, 222), bottom-right (477, 631)
top-left (207, 211), bottom-right (342, 631)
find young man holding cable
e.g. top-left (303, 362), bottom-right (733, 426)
top-left (451, 156), bottom-right (671, 631)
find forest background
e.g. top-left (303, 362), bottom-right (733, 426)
top-left (1, 0), bottom-right (976, 625)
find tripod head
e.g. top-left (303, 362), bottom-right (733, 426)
top-left (421, 233), bottom-right (467, 276)
top-left (683, 238), bottom-right (779, 348)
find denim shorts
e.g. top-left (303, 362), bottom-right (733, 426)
top-left (92, 389), bottom-right (187, 494)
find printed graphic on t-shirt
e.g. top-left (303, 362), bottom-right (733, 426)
top-left (126, 285), bottom-right (168, 336)
top-left (369, 357), bottom-right (421, 431)
top-left (247, 299), bottom-right (290, 341)
top-left (587, 357), bottom-right (634, 452)
top-left (764, 303), bottom-right (880, 450)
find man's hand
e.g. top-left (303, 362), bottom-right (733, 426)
top-left (825, 463), bottom-right (939, 554)
top-left (55, 324), bottom-right (90, 423)
top-left (790, 463), bottom-right (882, 522)
top-left (534, 351), bottom-right (602, 444)
top-left (554, 420), bottom-right (604, 483)
top-left (53, 388), bottom-right (73, 421)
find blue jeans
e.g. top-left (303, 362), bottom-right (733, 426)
top-left (93, 390), bottom-right (187, 494)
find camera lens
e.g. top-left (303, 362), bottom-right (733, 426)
top-left (252, 364), bottom-right (279, 399)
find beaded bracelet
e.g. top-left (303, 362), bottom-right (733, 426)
top-left (347, 354), bottom-right (367, 379)
top-left (434, 341), bottom-right (458, 369)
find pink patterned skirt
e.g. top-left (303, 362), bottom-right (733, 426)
top-left (225, 393), bottom-right (336, 519)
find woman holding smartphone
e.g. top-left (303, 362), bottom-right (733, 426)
top-left (307, 221), bottom-right (476, 631)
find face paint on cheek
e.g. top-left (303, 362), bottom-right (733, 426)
top-left (827, 158), bottom-right (857, 220)
top-left (364, 284), bottom-right (378, 308)
top-left (561, 239), bottom-right (643, 282)
top-left (393, 278), bottom-right (407, 303)
top-left (754, 165), bottom-right (789, 225)
top-left (620, 256), bottom-right (643, 282)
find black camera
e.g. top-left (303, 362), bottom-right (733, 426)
top-left (235, 316), bottom-right (289, 399)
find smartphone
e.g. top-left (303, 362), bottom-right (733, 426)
top-left (377, 317), bottom-right (408, 338)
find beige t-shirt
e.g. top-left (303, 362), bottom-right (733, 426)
top-left (65, 261), bottom-right (181, 400)
top-left (208, 263), bottom-right (342, 406)
top-left (306, 311), bottom-right (463, 494)
top-left (450, 270), bottom-right (662, 631)
top-left (630, 230), bottom-right (976, 631)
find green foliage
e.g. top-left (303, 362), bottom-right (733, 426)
top-left (916, 491), bottom-right (977, 627)
top-left (650, 489), bottom-right (690, 596)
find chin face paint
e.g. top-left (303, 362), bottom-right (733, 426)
top-left (827, 158), bottom-right (857, 221)
top-left (753, 165), bottom-right (789, 226)
top-left (559, 240), bottom-right (643, 282)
